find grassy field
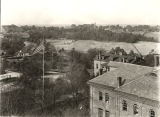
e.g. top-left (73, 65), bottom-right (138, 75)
top-left (47, 39), bottom-right (160, 55)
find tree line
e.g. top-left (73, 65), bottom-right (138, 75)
top-left (3, 24), bottom-right (159, 44)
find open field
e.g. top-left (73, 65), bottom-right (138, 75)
top-left (47, 39), bottom-right (160, 55)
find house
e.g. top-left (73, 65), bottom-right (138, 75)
top-left (0, 71), bottom-right (22, 81)
top-left (149, 49), bottom-right (160, 67)
top-left (88, 61), bottom-right (160, 117)
top-left (43, 71), bottom-right (66, 83)
top-left (94, 49), bottom-right (160, 76)
top-left (93, 53), bottom-right (136, 76)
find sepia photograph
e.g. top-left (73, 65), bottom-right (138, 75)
top-left (0, 0), bottom-right (160, 116)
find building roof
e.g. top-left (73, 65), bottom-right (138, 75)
top-left (116, 72), bottom-right (160, 101)
top-left (88, 61), bottom-right (159, 101)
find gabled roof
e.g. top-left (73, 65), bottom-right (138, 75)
top-left (116, 72), bottom-right (160, 101)
top-left (88, 61), bottom-right (158, 101)
top-left (89, 61), bottom-right (153, 88)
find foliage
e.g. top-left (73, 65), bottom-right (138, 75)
top-left (109, 47), bottom-right (127, 55)
top-left (67, 60), bottom-right (90, 106)
top-left (143, 54), bottom-right (154, 67)
top-left (1, 38), bottom-right (25, 56)
top-left (69, 48), bottom-right (89, 67)
top-left (3, 24), bottom-right (158, 44)
top-left (1, 87), bottom-right (37, 116)
top-left (44, 42), bottom-right (59, 69)
top-left (43, 78), bottom-right (69, 108)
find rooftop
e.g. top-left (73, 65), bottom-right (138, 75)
top-left (116, 72), bottom-right (160, 101)
top-left (88, 61), bottom-right (159, 101)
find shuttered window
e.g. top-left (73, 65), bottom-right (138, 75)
top-left (150, 109), bottom-right (155, 117)
top-left (99, 91), bottom-right (103, 101)
top-left (105, 93), bottom-right (109, 102)
top-left (105, 110), bottom-right (110, 117)
top-left (133, 104), bottom-right (138, 114)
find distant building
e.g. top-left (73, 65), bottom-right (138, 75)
top-left (0, 71), bottom-right (22, 81)
top-left (93, 53), bottom-right (137, 76)
top-left (88, 61), bottom-right (160, 117)
top-left (43, 71), bottom-right (66, 83)
top-left (94, 49), bottom-right (160, 76)
top-left (149, 49), bottom-right (160, 67)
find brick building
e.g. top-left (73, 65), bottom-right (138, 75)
top-left (88, 61), bottom-right (160, 117)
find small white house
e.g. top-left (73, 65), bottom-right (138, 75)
top-left (0, 71), bottom-right (22, 81)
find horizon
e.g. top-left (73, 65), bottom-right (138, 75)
top-left (2, 24), bottom-right (160, 27)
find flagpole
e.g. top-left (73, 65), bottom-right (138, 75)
top-left (42, 34), bottom-right (45, 108)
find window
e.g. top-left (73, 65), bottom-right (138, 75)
top-left (102, 67), bottom-right (107, 72)
top-left (99, 91), bottom-right (103, 101)
top-left (96, 64), bottom-right (98, 69)
top-left (150, 109), bottom-right (155, 117)
top-left (105, 110), bottom-right (110, 117)
top-left (98, 108), bottom-right (103, 117)
top-left (122, 100), bottom-right (127, 111)
top-left (105, 93), bottom-right (109, 102)
top-left (156, 56), bottom-right (159, 66)
top-left (99, 68), bottom-right (103, 75)
top-left (133, 104), bottom-right (138, 115)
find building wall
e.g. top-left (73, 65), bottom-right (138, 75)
top-left (90, 85), bottom-right (117, 117)
top-left (94, 60), bottom-right (117, 76)
top-left (90, 85), bottom-right (159, 117)
top-left (94, 60), bottom-right (107, 76)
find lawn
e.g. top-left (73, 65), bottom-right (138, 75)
top-left (47, 39), bottom-right (160, 55)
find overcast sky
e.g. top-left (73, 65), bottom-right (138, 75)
top-left (1, 0), bottom-right (160, 25)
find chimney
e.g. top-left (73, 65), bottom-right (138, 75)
top-left (117, 77), bottom-right (125, 87)
top-left (154, 55), bottom-right (160, 67)
top-left (99, 68), bottom-right (103, 75)
top-left (98, 52), bottom-right (101, 60)
top-left (122, 58), bottom-right (125, 63)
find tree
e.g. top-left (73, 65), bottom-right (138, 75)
top-left (2, 38), bottom-right (25, 56)
top-left (0, 53), bottom-right (46, 115)
top-left (44, 42), bottom-right (59, 69)
top-left (1, 87), bottom-right (36, 116)
top-left (129, 50), bottom-right (135, 56)
top-left (67, 62), bottom-right (90, 107)
top-left (109, 48), bottom-right (116, 54)
top-left (143, 54), bottom-right (154, 67)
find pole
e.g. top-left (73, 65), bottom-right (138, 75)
top-left (0, 0), bottom-right (1, 32)
top-left (42, 34), bottom-right (45, 109)
top-left (52, 51), bottom-right (53, 68)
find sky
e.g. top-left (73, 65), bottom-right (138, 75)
top-left (1, 0), bottom-right (160, 25)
